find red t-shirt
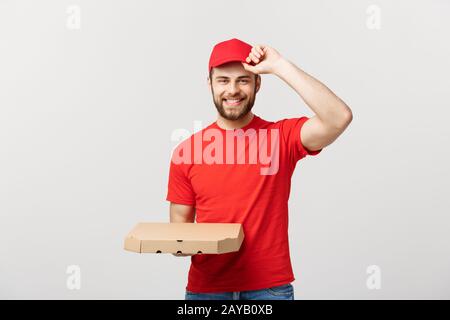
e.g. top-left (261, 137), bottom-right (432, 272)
top-left (166, 114), bottom-right (322, 293)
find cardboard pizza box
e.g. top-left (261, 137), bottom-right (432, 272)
top-left (124, 222), bottom-right (244, 254)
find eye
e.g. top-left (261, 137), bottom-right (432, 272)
top-left (239, 80), bottom-right (249, 84)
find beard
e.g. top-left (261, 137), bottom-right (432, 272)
top-left (211, 85), bottom-right (257, 121)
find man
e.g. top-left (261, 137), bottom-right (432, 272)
top-left (166, 38), bottom-right (352, 300)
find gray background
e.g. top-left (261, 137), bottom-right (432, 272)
top-left (1, 0), bottom-right (449, 299)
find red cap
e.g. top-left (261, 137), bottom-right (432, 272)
top-left (208, 38), bottom-right (253, 72)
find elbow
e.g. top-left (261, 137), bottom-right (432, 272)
top-left (344, 110), bottom-right (353, 124)
top-left (336, 108), bottom-right (353, 130)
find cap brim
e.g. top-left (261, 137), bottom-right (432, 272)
top-left (209, 56), bottom-right (253, 71)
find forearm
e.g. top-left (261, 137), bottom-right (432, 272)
top-left (273, 58), bottom-right (352, 127)
top-left (170, 203), bottom-right (195, 256)
top-left (170, 213), bottom-right (195, 223)
top-left (170, 203), bottom-right (195, 223)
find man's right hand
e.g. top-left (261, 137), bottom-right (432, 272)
top-left (172, 253), bottom-right (195, 257)
top-left (169, 203), bottom-right (199, 257)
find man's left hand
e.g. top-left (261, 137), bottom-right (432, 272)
top-left (242, 44), bottom-right (284, 75)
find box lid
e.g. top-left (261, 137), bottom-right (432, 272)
top-left (124, 222), bottom-right (244, 254)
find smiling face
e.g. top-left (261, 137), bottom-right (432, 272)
top-left (208, 61), bottom-right (260, 121)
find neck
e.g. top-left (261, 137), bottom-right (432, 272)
top-left (216, 112), bottom-right (255, 130)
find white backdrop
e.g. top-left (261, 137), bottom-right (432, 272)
top-left (0, 0), bottom-right (449, 299)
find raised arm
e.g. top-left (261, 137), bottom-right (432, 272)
top-left (242, 44), bottom-right (353, 152)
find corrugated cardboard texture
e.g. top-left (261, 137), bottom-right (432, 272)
top-left (124, 222), bottom-right (244, 254)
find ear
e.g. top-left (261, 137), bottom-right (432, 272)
top-left (207, 76), bottom-right (211, 88)
top-left (255, 75), bottom-right (261, 93)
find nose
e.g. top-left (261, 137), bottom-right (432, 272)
top-left (226, 82), bottom-right (239, 96)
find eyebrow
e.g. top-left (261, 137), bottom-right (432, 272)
top-left (215, 75), bottom-right (251, 80)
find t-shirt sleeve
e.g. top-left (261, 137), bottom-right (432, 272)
top-left (166, 148), bottom-right (196, 206)
top-left (279, 116), bottom-right (322, 163)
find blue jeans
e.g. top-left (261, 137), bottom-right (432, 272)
top-left (185, 283), bottom-right (294, 300)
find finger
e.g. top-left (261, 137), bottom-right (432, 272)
top-left (255, 45), bottom-right (264, 57)
top-left (249, 52), bottom-right (259, 64)
top-left (251, 47), bottom-right (261, 59)
top-left (241, 62), bottom-right (258, 74)
top-left (245, 57), bottom-right (257, 67)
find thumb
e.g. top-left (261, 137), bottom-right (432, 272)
top-left (241, 62), bottom-right (258, 74)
